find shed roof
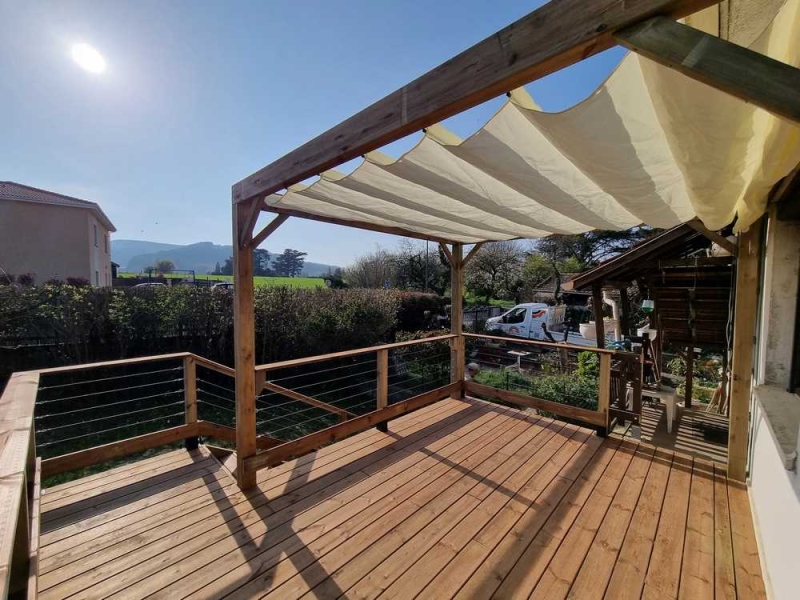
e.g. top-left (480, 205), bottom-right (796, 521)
top-left (0, 181), bottom-right (116, 232)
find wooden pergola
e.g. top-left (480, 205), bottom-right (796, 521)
top-left (230, 0), bottom-right (800, 487)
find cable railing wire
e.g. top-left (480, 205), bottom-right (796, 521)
top-left (38, 412), bottom-right (185, 448)
top-left (36, 377), bottom-right (183, 405)
top-left (35, 390), bottom-right (181, 420)
top-left (37, 366), bottom-right (182, 390)
top-left (36, 400), bottom-right (184, 434)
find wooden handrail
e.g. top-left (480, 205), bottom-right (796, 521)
top-left (0, 372), bottom-right (39, 598)
top-left (254, 334), bottom-right (457, 372)
top-left (462, 332), bottom-right (618, 354)
top-left (27, 352), bottom-right (192, 375)
top-left (260, 381), bottom-right (354, 421)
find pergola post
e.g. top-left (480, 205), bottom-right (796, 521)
top-left (619, 286), bottom-right (631, 337)
top-left (592, 285), bottom-right (606, 349)
top-left (450, 243), bottom-right (465, 398)
top-left (728, 219), bottom-right (763, 481)
top-left (232, 198), bottom-right (258, 489)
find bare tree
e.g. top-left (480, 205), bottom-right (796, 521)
top-left (464, 241), bottom-right (524, 302)
top-left (343, 248), bottom-right (397, 289)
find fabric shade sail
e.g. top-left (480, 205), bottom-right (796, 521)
top-left (266, 0), bottom-right (800, 244)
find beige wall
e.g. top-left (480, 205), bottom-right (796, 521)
top-left (0, 200), bottom-right (112, 286)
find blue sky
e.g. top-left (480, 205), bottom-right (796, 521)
top-left (1, 0), bottom-right (626, 267)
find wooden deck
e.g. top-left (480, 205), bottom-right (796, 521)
top-left (613, 403), bottom-right (730, 465)
top-left (36, 398), bottom-right (766, 599)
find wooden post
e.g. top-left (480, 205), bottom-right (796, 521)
top-left (728, 220), bottom-right (763, 482)
top-left (685, 346), bottom-right (694, 409)
top-left (450, 243), bottom-right (465, 398)
top-left (598, 353), bottom-right (612, 437)
top-left (183, 356), bottom-right (198, 450)
top-left (376, 349), bottom-right (389, 432)
top-left (232, 198), bottom-right (258, 489)
top-left (592, 285), bottom-right (606, 349)
top-left (619, 286), bottom-right (631, 337)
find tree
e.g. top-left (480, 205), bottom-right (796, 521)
top-left (253, 249), bottom-right (273, 276)
top-left (272, 249), bottom-right (307, 277)
top-left (465, 241), bottom-right (524, 302)
top-left (392, 240), bottom-right (450, 295)
top-left (534, 227), bottom-right (658, 267)
top-left (343, 248), bottom-right (397, 288)
top-left (154, 259), bottom-right (175, 275)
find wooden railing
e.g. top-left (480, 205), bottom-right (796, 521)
top-left (244, 334), bottom-right (459, 474)
top-left (461, 333), bottom-right (615, 431)
top-left (0, 331), bottom-right (638, 594)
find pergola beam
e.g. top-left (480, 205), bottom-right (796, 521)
top-left (233, 0), bottom-right (721, 205)
top-left (615, 16), bottom-right (800, 124)
top-left (685, 219), bottom-right (737, 255)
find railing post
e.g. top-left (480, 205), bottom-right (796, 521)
top-left (598, 352), bottom-right (612, 437)
top-left (376, 348), bottom-right (389, 432)
top-left (450, 243), bottom-right (465, 398)
top-left (183, 356), bottom-right (199, 450)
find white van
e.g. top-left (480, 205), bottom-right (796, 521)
top-left (485, 303), bottom-right (567, 341)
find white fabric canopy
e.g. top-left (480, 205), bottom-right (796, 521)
top-left (267, 0), bottom-right (800, 243)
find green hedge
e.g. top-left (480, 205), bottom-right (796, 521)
top-left (0, 285), bottom-right (449, 378)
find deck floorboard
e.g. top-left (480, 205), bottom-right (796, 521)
top-left (37, 397), bottom-right (766, 599)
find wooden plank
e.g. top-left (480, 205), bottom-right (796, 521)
top-left (40, 424), bottom-right (199, 478)
top-left (462, 242), bottom-right (484, 267)
top-left (728, 219), bottom-right (762, 481)
top-left (713, 463), bottom-right (737, 600)
top-left (451, 431), bottom-right (605, 600)
top-left (491, 438), bottom-right (623, 598)
top-left (598, 352), bottom-right (612, 431)
top-left (25, 457), bottom-right (41, 600)
top-left (408, 428), bottom-right (598, 599)
top-left (462, 331), bottom-right (617, 354)
top-left (261, 381), bottom-right (353, 420)
top-left (593, 285), bottom-right (606, 349)
top-left (615, 16), bottom-right (800, 124)
top-left (727, 480), bottom-right (767, 598)
top-left (183, 356), bottom-right (197, 424)
top-left (192, 355), bottom-right (235, 378)
top-left (232, 197), bottom-right (258, 489)
top-left (465, 380), bottom-right (606, 427)
top-left (196, 421), bottom-right (282, 450)
top-left (251, 213), bottom-right (289, 249)
top-left (439, 242), bottom-right (454, 267)
top-left (152, 408), bottom-right (524, 599)
top-left (686, 345), bottom-right (694, 409)
top-left (642, 453), bottom-right (693, 599)
top-left (260, 419), bottom-right (563, 598)
top-left (566, 445), bottom-right (655, 600)
top-left (376, 349), bottom-right (388, 411)
top-left (528, 442), bottom-right (639, 599)
top-left (604, 448), bottom-right (674, 600)
top-left (451, 243), bottom-right (464, 398)
top-left (679, 458), bottom-right (715, 600)
top-left (29, 353), bottom-right (189, 375)
top-left (41, 403), bottom-right (516, 598)
top-left (0, 371), bottom-right (38, 600)
top-left (233, 0), bottom-right (721, 206)
top-left (255, 333), bottom-right (456, 373)
top-left (245, 382), bottom-right (458, 472)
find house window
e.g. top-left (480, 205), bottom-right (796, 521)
top-left (104, 233), bottom-right (109, 254)
top-left (94, 224), bottom-right (98, 247)
top-left (95, 270), bottom-right (99, 286)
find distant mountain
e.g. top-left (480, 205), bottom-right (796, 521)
top-left (112, 240), bottom-right (339, 277)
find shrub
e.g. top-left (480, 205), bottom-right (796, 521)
top-left (16, 273), bottom-right (34, 286)
top-left (395, 292), bottom-right (448, 331)
top-left (65, 277), bottom-right (90, 287)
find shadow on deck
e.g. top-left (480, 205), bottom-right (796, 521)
top-left (36, 398), bottom-right (763, 599)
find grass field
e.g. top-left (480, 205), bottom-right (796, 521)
top-left (117, 272), bottom-right (325, 289)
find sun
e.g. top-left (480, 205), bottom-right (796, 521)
top-left (71, 43), bottom-right (106, 74)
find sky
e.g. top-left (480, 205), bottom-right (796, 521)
top-left (0, 0), bottom-right (627, 268)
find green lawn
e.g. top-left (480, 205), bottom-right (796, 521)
top-left (118, 272), bottom-right (325, 289)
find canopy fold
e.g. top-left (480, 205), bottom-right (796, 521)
top-left (266, 0), bottom-right (800, 242)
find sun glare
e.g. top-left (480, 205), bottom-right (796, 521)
top-left (71, 43), bottom-right (106, 74)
